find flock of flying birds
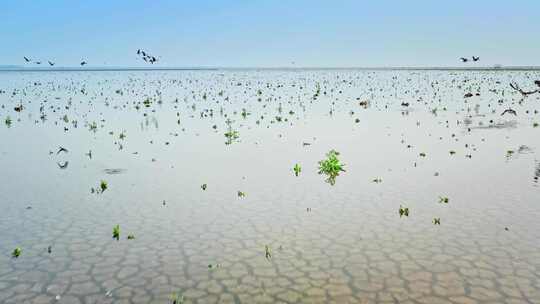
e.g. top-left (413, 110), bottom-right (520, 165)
top-left (460, 56), bottom-right (480, 63)
top-left (22, 49), bottom-right (159, 67)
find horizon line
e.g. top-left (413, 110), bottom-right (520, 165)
top-left (1, 65), bottom-right (540, 72)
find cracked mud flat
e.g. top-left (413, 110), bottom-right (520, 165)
top-left (0, 69), bottom-right (539, 303)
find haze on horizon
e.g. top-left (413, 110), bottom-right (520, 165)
top-left (1, 0), bottom-right (539, 68)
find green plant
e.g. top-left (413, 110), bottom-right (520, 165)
top-left (113, 225), bottom-right (120, 240)
top-left (237, 191), bottom-right (246, 198)
top-left (12, 247), bottom-right (22, 258)
top-left (127, 234), bottom-right (135, 240)
top-left (439, 196), bottom-right (449, 204)
top-left (293, 164), bottom-right (301, 177)
top-left (399, 205), bottom-right (409, 217)
top-left (265, 245), bottom-right (272, 260)
top-left (318, 150), bottom-right (345, 185)
top-left (5, 116), bottom-right (12, 127)
top-left (89, 121), bottom-right (98, 132)
top-left (433, 218), bottom-right (441, 225)
top-left (224, 119), bottom-right (239, 145)
top-left (100, 180), bottom-right (108, 193)
top-left (170, 292), bottom-right (184, 304)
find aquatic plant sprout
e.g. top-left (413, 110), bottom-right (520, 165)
top-left (318, 150), bottom-right (345, 185)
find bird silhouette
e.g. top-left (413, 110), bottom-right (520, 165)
top-left (48, 61), bottom-right (55, 66)
top-left (472, 56), bottom-right (480, 62)
top-left (57, 146), bottom-right (69, 154)
top-left (35, 61), bottom-right (42, 65)
top-left (460, 57), bottom-right (469, 62)
top-left (23, 56), bottom-right (31, 62)
top-left (501, 108), bottom-right (517, 116)
top-left (534, 80), bottom-right (540, 87)
top-left (80, 61), bottom-right (87, 66)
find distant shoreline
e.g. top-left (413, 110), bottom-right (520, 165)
top-left (1, 66), bottom-right (540, 72)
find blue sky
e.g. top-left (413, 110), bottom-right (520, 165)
top-left (1, 0), bottom-right (539, 67)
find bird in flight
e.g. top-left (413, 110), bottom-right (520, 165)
top-left (48, 61), bottom-right (55, 66)
top-left (460, 57), bottom-right (469, 62)
top-left (472, 56), bottom-right (480, 62)
top-left (501, 108), bottom-right (517, 116)
top-left (24, 56), bottom-right (31, 62)
top-left (35, 61), bottom-right (42, 65)
top-left (80, 61), bottom-right (87, 66)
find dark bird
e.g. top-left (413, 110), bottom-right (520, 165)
top-left (35, 61), bottom-right (42, 65)
top-left (14, 105), bottom-right (23, 112)
top-left (534, 80), bottom-right (540, 87)
top-left (460, 57), bottom-right (469, 62)
top-left (80, 61), bottom-right (87, 66)
top-left (141, 51), bottom-right (146, 57)
top-left (48, 61), bottom-right (55, 66)
top-left (501, 108), bottom-right (517, 116)
top-left (23, 56), bottom-right (31, 62)
top-left (137, 49), bottom-right (141, 55)
top-left (57, 161), bottom-right (69, 169)
top-left (86, 150), bottom-right (92, 159)
top-left (57, 146), bottom-right (68, 154)
top-left (472, 56), bottom-right (480, 62)
top-left (401, 102), bottom-right (410, 107)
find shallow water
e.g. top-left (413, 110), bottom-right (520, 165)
top-left (0, 69), bottom-right (539, 303)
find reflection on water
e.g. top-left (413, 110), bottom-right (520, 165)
top-left (0, 69), bottom-right (539, 303)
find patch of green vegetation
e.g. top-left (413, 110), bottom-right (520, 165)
top-left (224, 119), bottom-right (239, 145)
top-left (534, 122), bottom-right (539, 128)
top-left (12, 247), bottom-right (22, 258)
top-left (5, 116), bottom-right (12, 127)
top-left (237, 191), bottom-right (246, 198)
top-left (127, 234), bottom-right (135, 240)
top-left (112, 225), bottom-right (120, 240)
top-left (318, 150), bottom-right (345, 185)
top-left (433, 218), bottom-right (441, 225)
top-left (170, 292), bottom-right (184, 304)
top-left (419, 152), bottom-right (427, 157)
top-left (439, 196), bottom-right (449, 204)
top-left (100, 180), bottom-right (108, 193)
top-left (293, 163), bottom-right (301, 177)
top-left (265, 245), bottom-right (272, 260)
top-left (143, 98), bottom-right (152, 108)
top-left (399, 205), bottom-right (409, 218)
top-left (62, 114), bottom-right (69, 123)
top-left (89, 121), bottom-right (98, 132)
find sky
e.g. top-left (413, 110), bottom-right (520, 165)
top-left (1, 0), bottom-right (539, 68)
